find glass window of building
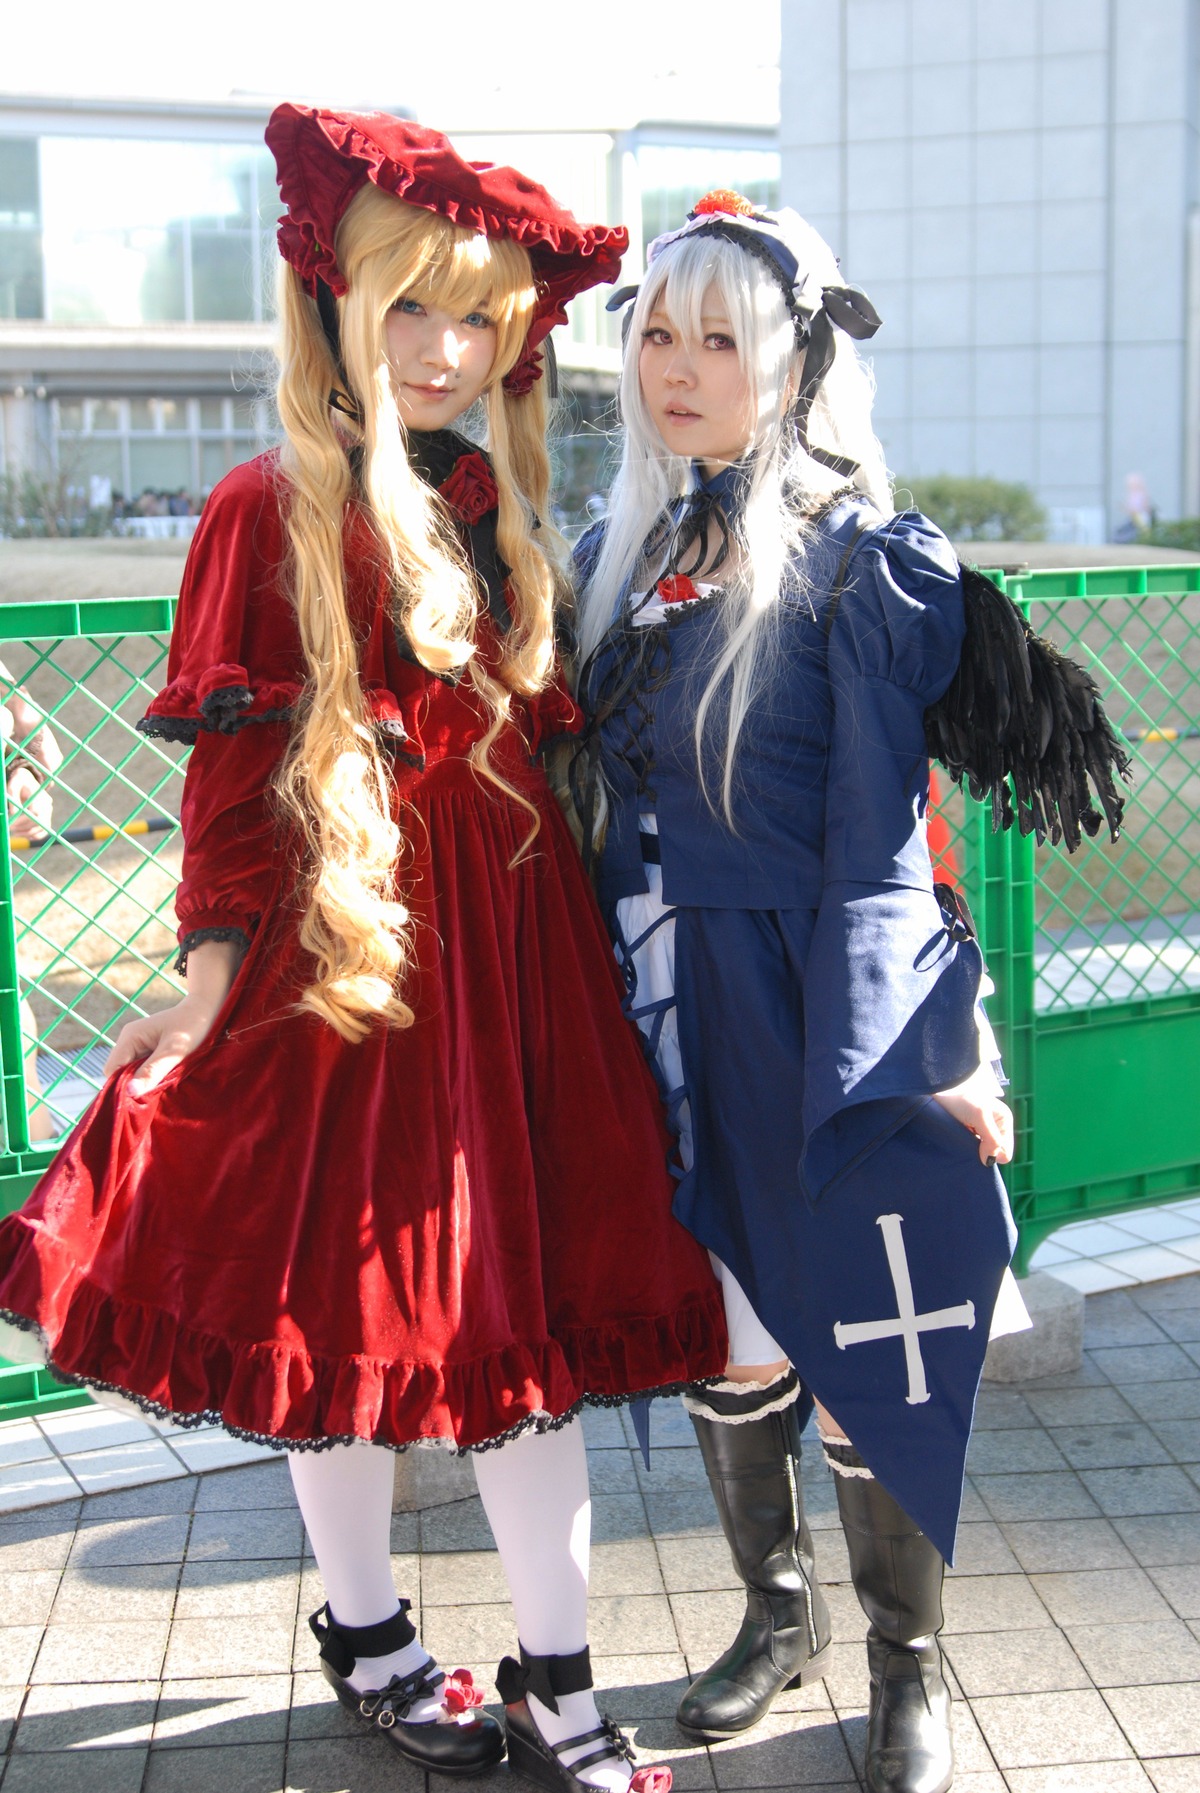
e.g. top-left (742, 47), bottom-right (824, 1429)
top-left (638, 147), bottom-right (780, 256)
top-left (54, 394), bottom-right (269, 510)
top-left (0, 138), bottom-right (43, 319)
top-left (36, 137), bottom-right (277, 326)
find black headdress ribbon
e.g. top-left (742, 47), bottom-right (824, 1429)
top-left (791, 283), bottom-right (882, 472)
top-left (315, 276), bottom-right (364, 424)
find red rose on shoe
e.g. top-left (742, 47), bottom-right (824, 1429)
top-left (631, 1767), bottom-right (673, 1793)
top-left (439, 453), bottom-right (499, 526)
top-left (442, 1669), bottom-right (484, 1714)
top-left (656, 575), bottom-right (700, 605)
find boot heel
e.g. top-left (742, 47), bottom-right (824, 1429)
top-left (785, 1638), bottom-right (832, 1689)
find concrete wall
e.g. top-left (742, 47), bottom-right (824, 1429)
top-left (781, 0), bottom-right (1200, 536)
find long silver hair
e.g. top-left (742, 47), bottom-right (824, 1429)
top-left (577, 224), bottom-right (893, 822)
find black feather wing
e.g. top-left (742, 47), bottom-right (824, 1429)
top-left (924, 564), bottom-right (1133, 849)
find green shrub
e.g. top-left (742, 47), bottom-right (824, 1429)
top-left (1138, 517), bottom-right (1200, 551)
top-left (897, 475), bottom-right (1047, 542)
top-left (0, 467), bottom-right (110, 539)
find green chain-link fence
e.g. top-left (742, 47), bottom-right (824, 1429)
top-left (0, 571), bottom-right (1196, 1415)
top-left (0, 597), bottom-right (182, 1417)
top-left (947, 565), bottom-right (1200, 1271)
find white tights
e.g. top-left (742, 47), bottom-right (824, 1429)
top-left (290, 1421), bottom-right (630, 1791)
top-left (474, 1420), bottom-right (629, 1792)
top-left (289, 1446), bottom-right (443, 1717)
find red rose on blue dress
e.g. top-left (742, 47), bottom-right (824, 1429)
top-left (438, 453), bottom-right (499, 525)
top-left (657, 574), bottom-right (700, 605)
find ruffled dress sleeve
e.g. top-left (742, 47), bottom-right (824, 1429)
top-left (138, 455), bottom-right (302, 964)
top-left (800, 508), bottom-right (987, 1202)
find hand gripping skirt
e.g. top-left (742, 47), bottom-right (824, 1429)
top-left (0, 751), bottom-right (726, 1451)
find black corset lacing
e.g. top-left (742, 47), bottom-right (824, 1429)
top-left (570, 465), bottom-right (746, 874)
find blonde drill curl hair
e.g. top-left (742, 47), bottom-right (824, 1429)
top-left (274, 184), bottom-right (565, 1042)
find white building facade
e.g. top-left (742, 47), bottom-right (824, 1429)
top-left (781, 0), bottom-right (1200, 539)
top-left (0, 96), bottom-right (280, 515)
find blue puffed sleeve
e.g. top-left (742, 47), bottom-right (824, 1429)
top-left (823, 509), bottom-right (964, 888)
top-left (800, 507), bottom-right (982, 1202)
top-left (834, 509), bottom-right (964, 703)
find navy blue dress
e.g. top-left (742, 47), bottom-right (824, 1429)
top-left (577, 496), bottom-right (1017, 1562)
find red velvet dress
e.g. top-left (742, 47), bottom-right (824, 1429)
top-left (0, 448), bottom-right (726, 1450)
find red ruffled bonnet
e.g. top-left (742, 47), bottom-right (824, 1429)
top-left (266, 102), bottom-right (628, 394)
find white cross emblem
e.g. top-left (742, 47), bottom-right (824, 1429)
top-left (833, 1214), bottom-right (976, 1406)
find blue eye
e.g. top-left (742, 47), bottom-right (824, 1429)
top-left (393, 297), bottom-right (424, 316)
top-left (463, 310), bottom-right (493, 329)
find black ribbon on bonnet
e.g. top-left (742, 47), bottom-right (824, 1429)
top-left (316, 276), bottom-right (365, 424)
top-left (792, 283), bottom-right (882, 475)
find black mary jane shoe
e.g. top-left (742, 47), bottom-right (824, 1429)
top-left (497, 1645), bottom-right (672, 1793)
top-left (310, 1601), bottom-right (506, 1776)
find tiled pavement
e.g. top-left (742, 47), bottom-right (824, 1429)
top-left (1028, 1195), bottom-right (1200, 1298)
top-left (0, 1407), bottom-right (277, 1514)
top-left (0, 1277), bottom-right (1195, 1791)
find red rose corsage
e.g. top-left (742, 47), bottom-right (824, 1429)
top-left (656, 574), bottom-right (700, 605)
top-left (441, 1668), bottom-right (484, 1715)
top-left (438, 452), bottom-right (499, 526)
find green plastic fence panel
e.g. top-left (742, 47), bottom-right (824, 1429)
top-left (0, 597), bottom-right (181, 1420)
top-left (951, 566), bottom-right (1200, 1271)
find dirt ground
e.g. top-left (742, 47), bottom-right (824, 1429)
top-left (0, 537), bottom-right (190, 605)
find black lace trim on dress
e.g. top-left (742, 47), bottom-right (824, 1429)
top-left (174, 926), bottom-right (252, 977)
top-left (137, 700), bottom-right (295, 746)
top-left (139, 708), bottom-right (413, 749)
top-left (0, 1306), bottom-right (716, 1459)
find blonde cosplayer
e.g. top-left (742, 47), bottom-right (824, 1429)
top-left (274, 185), bottom-right (566, 1041)
top-left (579, 226), bottom-right (891, 823)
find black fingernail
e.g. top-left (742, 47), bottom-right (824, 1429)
top-left (986, 1155), bottom-right (997, 1167)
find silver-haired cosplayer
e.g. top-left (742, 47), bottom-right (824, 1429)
top-left (571, 191), bottom-right (1128, 1793)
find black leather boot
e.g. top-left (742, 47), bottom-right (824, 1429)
top-left (676, 1378), bottom-right (832, 1740)
top-left (310, 1602), bottom-right (506, 1775)
top-left (833, 1464), bottom-right (953, 1793)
